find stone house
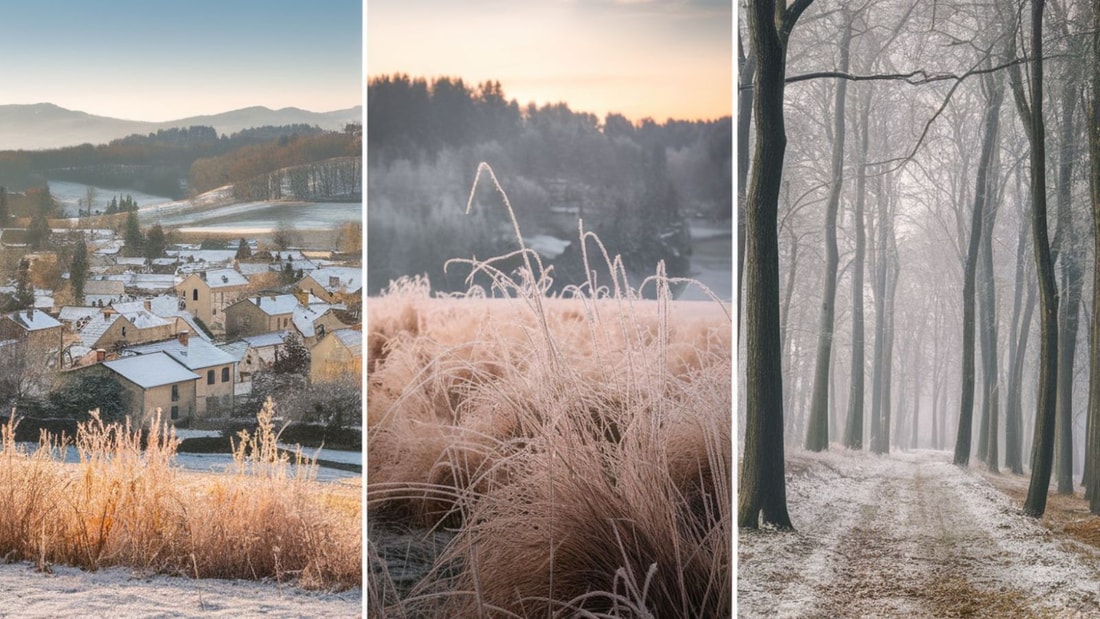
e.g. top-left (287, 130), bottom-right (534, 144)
top-left (177, 268), bottom-right (249, 332)
top-left (102, 352), bottom-right (199, 423)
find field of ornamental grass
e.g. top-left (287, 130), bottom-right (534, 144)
top-left (0, 400), bottom-right (361, 591)
top-left (366, 254), bottom-right (732, 616)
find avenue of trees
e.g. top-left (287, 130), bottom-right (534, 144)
top-left (367, 74), bottom-right (731, 295)
top-left (739, 0), bottom-right (1100, 527)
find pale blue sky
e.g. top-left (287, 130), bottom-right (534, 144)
top-left (367, 0), bottom-right (732, 122)
top-left (0, 0), bottom-right (362, 121)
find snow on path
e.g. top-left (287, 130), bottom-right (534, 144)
top-left (0, 561), bottom-right (360, 618)
top-left (739, 449), bottom-right (1100, 618)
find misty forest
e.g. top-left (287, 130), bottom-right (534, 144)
top-left (739, 0), bottom-right (1100, 616)
top-left (367, 75), bottom-right (731, 296)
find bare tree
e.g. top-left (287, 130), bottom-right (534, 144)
top-left (739, 0), bottom-right (814, 531)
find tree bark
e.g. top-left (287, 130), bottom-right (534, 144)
top-left (844, 95), bottom-right (872, 450)
top-left (1053, 78), bottom-right (1081, 495)
top-left (1085, 0), bottom-right (1100, 514)
top-left (805, 14), bottom-right (852, 452)
top-left (739, 0), bottom-right (814, 530)
top-left (1008, 0), bottom-right (1060, 518)
top-left (954, 71), bottom-right (1004, 467)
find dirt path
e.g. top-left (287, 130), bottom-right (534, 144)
top-left (739, 449), bottom-right (1100, 618)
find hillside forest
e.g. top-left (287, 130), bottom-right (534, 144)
top-left (0, 124), bottom-right (361, 202)
top-left (366, 75), bottom-right (732, 296)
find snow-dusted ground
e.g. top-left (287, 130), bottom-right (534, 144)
top-left (0, 561), bottom-right (360, 618)
top-left (739, 449), bottom-right (1100, 618)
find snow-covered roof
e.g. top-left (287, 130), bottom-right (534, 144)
top-left (243, 294), bottom-right (321, 317)
top-left (330, 328), bottom-right (362, 356)
top-left (236, 262), bottom-right (272, 277)
top-left (115, 257), bottom-right (146, 267)
top-left (104, 352), bottom-right (199, 389)
top-left (124, 337), bottom-right (236, 370)
top-left (168, 249), bottom-right (237, 265)
top-left (187, 268), bottom-right (248, 289)
top-left (78, 313), bottom-right (120, 347)
top-left (240, 330), bottom-right (291, 349)
top-left (58, 306), bottom-right (101, 323)
top-left (5, 308), bottom-right (61, 331)
top-left (304, 266), bottom-right (362, 295)
top-left (292, 303), bottom-right (335, 338)
top-left (122, 309), bottom-right (171, 329)
top-left (217, 341), bottom-right (249, 362)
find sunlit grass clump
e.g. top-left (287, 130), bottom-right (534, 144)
top-left (367, 163), bottom-right (732, 617)
top-left (0, 399), bottom-right (360, 591)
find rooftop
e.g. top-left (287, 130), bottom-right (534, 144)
top-left (104, 352), bottom-right (200, 389)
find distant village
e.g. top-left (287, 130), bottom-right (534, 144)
top-left (0, 224), bottom-right (362, 428)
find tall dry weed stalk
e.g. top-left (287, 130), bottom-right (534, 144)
top-left (0, 404), bottom-right (360, 591)
top-left (368, 163), bottom-right (731, 616)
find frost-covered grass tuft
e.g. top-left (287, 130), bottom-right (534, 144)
top-left (367, 163), bottom-right (732, 616)
top-left (0, 405), bottom-right (360, 591)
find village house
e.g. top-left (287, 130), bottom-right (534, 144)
top-left (310, 328), bottom-right (361, 383)
top-left (177, 268), bottom-right (249, 332)
top-left (218, 330), bottom-right (291, 384)
top-left (123, 330), bottom-right (236, 416)
top-left (0, 308), bottom-right (64, 368)
top-left (77, 304), bottom-right (176, 353)
top-left (297, 266), bottom-right (362, 309)
top-left (102, 352), bottom-right (199, 423)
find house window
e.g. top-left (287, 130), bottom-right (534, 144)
top-left (171, 406), bottom-right (179, 420)
top-left (171, 385), bottom-right (179, 402)
top-left (192, 289), bottom-right (199, 301)
top-left (207, 369), bottom-right (215, 385)
top-left (221, 367), bottom-right (230, 382)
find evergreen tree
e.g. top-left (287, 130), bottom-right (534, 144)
top-left (27, 211), bottom-right (50, 250)
top-left (0, 186), bottom-right (8, 225)
top-left (70, 237), bottom-right (88, 305)
top-left (236, 237), bottom-right (252, 259)
top-left (11, 260), bottom-right (34, 310)
top-left (273, 333), bottom-right (310, 375)
top-left (144, 224), bottom-right (166, 260)
top-left (123, 211), bottom-right (143, 256)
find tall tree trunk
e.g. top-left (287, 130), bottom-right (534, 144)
top-left (739, 0), bottom-right (814, 530)
top-left (1084, 0), bottom-right (1100, 514)
top-left (1005, 169), bottom-right (1031, 475)
top-left (955, 72), bottom-right (1004, 467)
top-left (1009, 0), bottom-right (1059, 518)
top-left (880, 239), bottom-right (899, 453)
top-left (844, 96), bottom-right (872, 450)
top-left (911, 332), bottom-right (922, 449)
top-left (870, 165), bottom-right (888, 454)
top-left (737, 33), bottom-right (755, 316)
top-left (805, 15), bottom-right (852, 452)
top-left (979, 112), bottom-right (1004, 473)
top-left (1054, 80), bottom-right (1081, 495)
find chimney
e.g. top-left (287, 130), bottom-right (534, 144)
top-left (96, 349), bottom-right (106, 363)
top-left (144, 299), bottom-right (152, 311)
top-left (294, 289), bottom-right (308, 306)
top-left (178, 330), bottom-right (190, 346)
top-left (328, 275), bottom-right (340, 288)
top-left (25, 309), bottom-right (32, 320)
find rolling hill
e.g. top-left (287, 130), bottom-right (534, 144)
top-left (0, 103), bottom-right (362, 151)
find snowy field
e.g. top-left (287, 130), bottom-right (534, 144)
top-left (0, 561), bottom-right (360, 618)
top-left (739, 449), bottom-right (1100, 617)
top-left (47, 180), bottom-right (173, 217)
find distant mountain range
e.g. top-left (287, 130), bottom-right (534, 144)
top-left (0, 103), bottom-right (363, 151)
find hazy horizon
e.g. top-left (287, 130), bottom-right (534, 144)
top-left (367, 0), bottom-right (732, 123)
top-left (0, 0), bottom-right (361, 122)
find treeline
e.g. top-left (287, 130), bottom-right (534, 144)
top-left (189, 131), bottom-right (361, 200)
top-left (367, 74), bottom-right (731, 295)
top-left (0, 124), bottom-right (338, 199)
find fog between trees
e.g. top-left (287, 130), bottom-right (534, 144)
top-left (739, 0), bottom-right (1100, 527)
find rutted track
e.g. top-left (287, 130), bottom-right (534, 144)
top-left (739, 449), bottom-right (1100, 618)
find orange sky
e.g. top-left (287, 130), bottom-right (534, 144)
top-left (367, 0), bottom-right (732, 123)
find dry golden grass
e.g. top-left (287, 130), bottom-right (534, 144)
top-left (367, 275), bottom-right (732, 616)
top-left (0, 400), bottom-right (360, 591)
